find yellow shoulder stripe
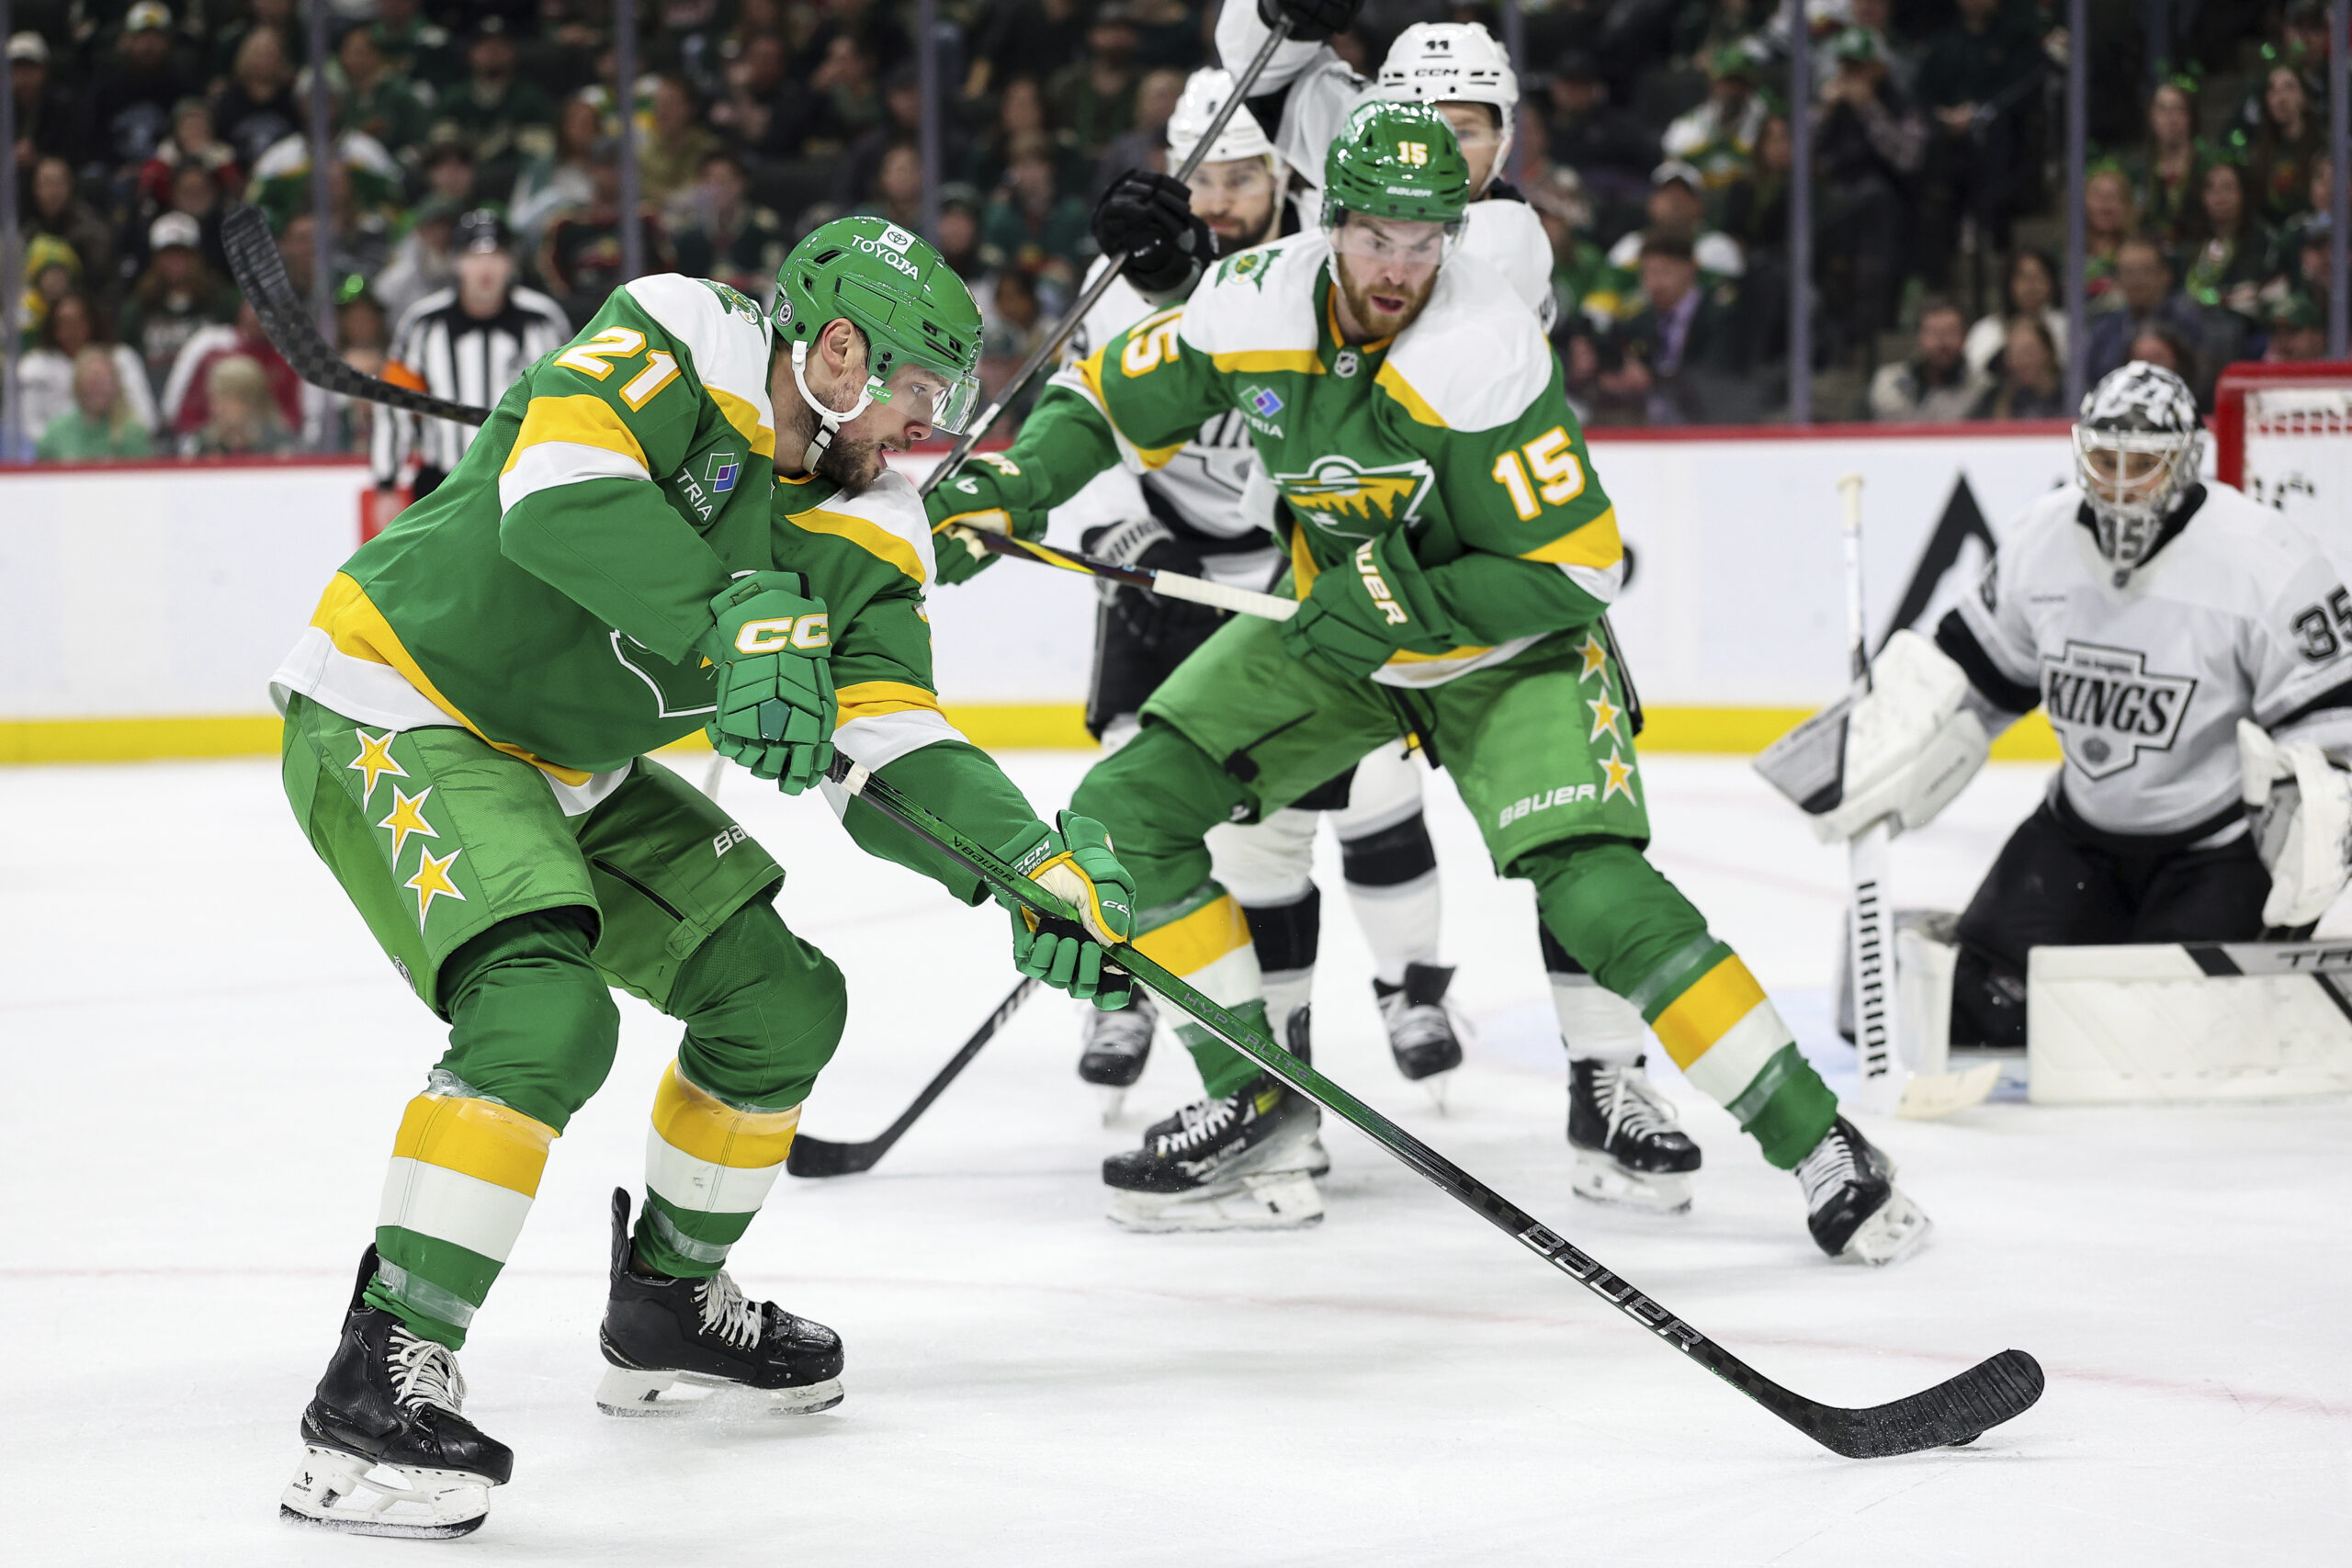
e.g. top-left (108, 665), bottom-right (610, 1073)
top-left (1288, 529), bottom-right (1319, 598)
top-left (1373, 362), bottom-right (1444, 428)
top-left (836, 681), bottom-right (943, 725)
top-left (1075, 344), bottom-right (1187, 470)
top-left (1210, 349), bottom-right (1324, 376)
top-left (788, 505), bottom-right (926, 584)
top-left (308, 573), bottom-right (594, 785)
top-left (503, 393), bottom-right (649, 475)
top-left (707, 387), bottom-right (777, 459)
top-left (1520, 506), bottom-right (1623, 568)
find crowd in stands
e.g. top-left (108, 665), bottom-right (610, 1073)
top-left (4, 0), bottom-right (2345, 461)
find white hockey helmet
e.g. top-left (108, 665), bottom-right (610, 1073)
top-left (2073, 362), bottom-right (2204, 575)
top-left (1377, 23), bottom-right (1518, 190)
top-left (1168, 67), bottom-right (1279, 170)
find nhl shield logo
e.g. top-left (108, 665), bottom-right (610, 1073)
top-left (1334, 349), bottom-right (1360, 378)
top-left (705, 452), bottom-right (741, 493)
top-left (2040, 640), bottom-right (2195, 779)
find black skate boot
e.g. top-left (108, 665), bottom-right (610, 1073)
top-left (596, 1189), bottom-right (845, 1416)
top-left (1080, 989), bottom-right (1157, 1121)
top-left (1104, 1071), bottom-right (1324, 1232)
top-left (1566, 1055), bottom-right (1703, 1213)
top-left (1283, 1004), bottom-right (1332, 1178)
top-left (279, 1247), bottom-right (512, 1539)
top-left (1374, 963), bottom-right (1464, 1096)
top-left (1795, 1117), bottom-right (1932, 1265)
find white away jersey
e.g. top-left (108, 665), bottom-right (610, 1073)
top-left (1954, 481), bottom-right (2352, 839)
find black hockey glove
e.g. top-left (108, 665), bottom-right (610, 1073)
top-left (1257, 0), bottom-right (1362, 43)
top-left (1094, 170), bottom-right (1213, 295)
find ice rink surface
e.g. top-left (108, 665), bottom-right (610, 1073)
top-left (5, 750), bottom-right (2347, 1565)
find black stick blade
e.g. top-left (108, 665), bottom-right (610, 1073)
top-left (1804, 1348), bottom-right (2044, 1458)
top-left (785, 1135), bottom-right (877, 1179)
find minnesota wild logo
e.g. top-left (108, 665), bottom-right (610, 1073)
top-left (1218, 250), bottom-right (1272, 289)
top-left (704, 279), bottom-right (763, 325)
top-left (1271, 454), bottom-right (1436, 536)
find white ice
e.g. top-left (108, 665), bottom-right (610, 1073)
top-left (3, 752), bottom-right (2346, 1565)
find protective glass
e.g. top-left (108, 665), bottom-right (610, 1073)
top-left (1325, 210), bottom-right (1464, 266)
top-left (872, 358), bottom-right (982, 434)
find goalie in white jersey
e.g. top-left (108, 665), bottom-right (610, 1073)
top-left (1786, 363), bottom-right (2352, 1044)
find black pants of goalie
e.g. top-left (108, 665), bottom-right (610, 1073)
top-left (1951, 798), bottom-right (2300, 1047)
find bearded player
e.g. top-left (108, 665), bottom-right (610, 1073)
top-left (928, 101), bottom-right (1928, 1259)
top-left (1770, 362), bottom-right (2352, 1044)
top-left (268, 218), bottom-right (1135, 1538)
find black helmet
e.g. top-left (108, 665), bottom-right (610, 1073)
top-left (454, 209), bottom-right (512, 255)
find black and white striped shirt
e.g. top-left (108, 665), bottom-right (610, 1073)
top-left (374, 285), bottom-right (573, 483)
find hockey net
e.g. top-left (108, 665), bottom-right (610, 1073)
top-left (2214, 362), bottom-right (2352, 542)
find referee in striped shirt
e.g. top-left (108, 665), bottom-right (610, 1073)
top-left (374, 209), bottom-right (573, 499)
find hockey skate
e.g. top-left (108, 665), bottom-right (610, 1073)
top-left (1795, 1117), bottom-right (1932, 1265)
top-left (279, 1247), bottom-right (512, 1540)
top-left (596, 1190), bottom-right (845, 1416)
top-left (1283, 1003), bottom-right (1332, 1178)
top-left (1566, 1055), bottom-right (1702, 1213)
top-left (1080, 989), bottom-right (1157, 1122)
top-left (1374, 963), bottom-right (1464, 1105)
top-left (1104, 1071), bottom-right (1324, 1232)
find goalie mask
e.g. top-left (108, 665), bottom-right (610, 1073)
top-left (2074, 362), bottom-right (2203, 576)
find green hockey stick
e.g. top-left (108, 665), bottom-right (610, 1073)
top-left (823, 756), bottom-right (2042, 1459)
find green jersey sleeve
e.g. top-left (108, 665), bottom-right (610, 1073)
top-left (496, 275), bottom-right (779, 662)
top-left (770, 470), bottom-right (1038, 903)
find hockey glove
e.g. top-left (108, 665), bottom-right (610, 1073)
top-left (927, 452), bottom-right (1047, 586)
top-left (1094, 170), bottom-right (1214, 296)
top-left (2240, 719), bottom-right (2352, 928)
top-left (1754, 630), bottom-right (1988, 842)
top-left (1257, 0), bottom-right (1362, 43)
top-left (995, 810), bottom-right (1138, 1009)
top-left (1278, 533), bottom-right (1452, 679)
top-left (695, 571), bottom-right (836, 793)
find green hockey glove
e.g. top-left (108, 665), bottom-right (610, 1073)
top-left (926, 452), bottom-right (1047, 586)
top-left (995, 810), bottom-right (1137, 1009)
top-left (694, 571), bottom-right (836, 793)
top-left (1278, 533), bottom-right (1453, 679)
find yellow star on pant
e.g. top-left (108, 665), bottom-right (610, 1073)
top-left (1600, 749), bottom-right (1638, 805)
top-left (1577, 632), bottom-right (1610, 682)
top-left (348, 729), bottom-right (408, 807)
top-left (1588, 692), bottom-right (1623, 743)
top-left (405, 845), bottom-right (467, 923)
top-left (377, 784), bottom-right (438, 859)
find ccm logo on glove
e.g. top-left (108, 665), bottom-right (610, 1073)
top-left (734, 614), bottom-right (831, 654)
top-left (1355, 538), bottom-right (1409, 626)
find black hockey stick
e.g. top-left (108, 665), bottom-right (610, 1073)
top-left (221, 202), bottom-right (497, 427)
top-left (824, 755), bottom-right (2044, 1458)
top-left (918, 17), bottom-right (1295, 501)
top-left (786, 976), bottom-right (1040, 1178)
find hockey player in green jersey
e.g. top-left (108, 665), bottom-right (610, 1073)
top-left (270, 217), bottom-right (1136, 1539)
top-left (927, 100), bottom-right (1930, 1257)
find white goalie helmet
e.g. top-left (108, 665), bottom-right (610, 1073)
top-left (1168, 67), bottom-right (1279, 170)
top-left (2073, 362), bottom-right (2205, 575)
top-left (1377, 23), bottom-right (1518, 189)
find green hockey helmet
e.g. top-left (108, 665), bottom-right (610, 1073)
top-left (773, 215), bottom-right (984, 468)
top-left (1320, 98), bottom-right (1471, 236)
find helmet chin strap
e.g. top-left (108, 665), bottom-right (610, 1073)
top-left (790, 338), bottom-right (877, 474)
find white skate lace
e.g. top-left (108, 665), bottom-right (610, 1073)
top-left (1381, 994), bottom-right (1458, 1053)
top-left (1794, 1128), bottom-right (1860, 1211)
top-left (695, 1270), bottom-right (764, 1349)
top-left (1153, 1092), bottom-right (1240, 1155)
top-left (1597, 1064), bottom-right (1680, 1146)
top-left (386, 1327), bottom-right (468, 1416)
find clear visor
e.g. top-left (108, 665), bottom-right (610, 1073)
top-left (2074, 427), bottom-right (2189, 510)
top-left (1325, 209), bottom-right (1464, 266)
top-left (869, 359), bottom-right (982, 435)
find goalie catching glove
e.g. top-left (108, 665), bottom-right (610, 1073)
top-left (926, 452), bottom-right (1047, 586)
top-left (696, 571), bottom-right (835, 792)
top-left (1754, 629), bottom-right (1988, 841)
top-left (995, 811), bottom-right (1138, 1008)
top-left (2239, 719), bottom-right (2352, 928)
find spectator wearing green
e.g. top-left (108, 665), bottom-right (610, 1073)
top-left (119, 212), bottom-right (240, 398)
top-left (336, 24), bottom-right (432, 164)
top-left (36, 348), bottom-right (155, 462)
top-left (978, 134), bottom-right (1092, 293)
top-left (1661, 43), bottom-right (1767, 195)
top-left (370, 0), bottom-right (461, 92)
top-left (637, 75), bottom-right (725, 214)
top-left (1047, 3), bottom-right (1140, 157)
top-left (435, 20), bottom-right (555, 194)
top-left (671, 151), bottom-right (786, 303)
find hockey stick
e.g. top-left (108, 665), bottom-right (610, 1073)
top-left (786, 976), bottom-right (1040, 1177)
top-left (825, 755), bottom-right (2043, 1458)
top-left (1839, 477), bottom-right (1999, 1121)
top-left (221, 204), bottom-right (498, 426)
top-left (919, 18), bottom-right (1296, 503)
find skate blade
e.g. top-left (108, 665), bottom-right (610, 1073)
top-left (1301, 1133), bottom-right (1331, 1179)
top-left (1419, 1071), bottom-right (1454, 1113)
top-left (1107, 1170), bottom-right (1325, 1233)
top-left (1894, 1063), bottom-right (2002, 1120)
top-left (279, 1444), bottom-right (493, 1538)
top-left (597, 1364), bottom-right (845, 1417)
top-left (1570, 1150), bottom-right (1693, 1214)
top-left (1095, 1085), bottom-right (1126, 1126)
top-left (1836, 1189), bottom-right (1933, 1267)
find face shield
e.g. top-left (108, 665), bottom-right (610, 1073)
top-left (868, 355), bottom-right (982, 435)
top-left (1324, 209), bottom-right (1465, 269)
top-left (2073, 422), bottom-right (2199, 570)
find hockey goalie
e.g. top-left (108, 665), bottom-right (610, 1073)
top-left (1769, 362), bottom-right (2352, 1047)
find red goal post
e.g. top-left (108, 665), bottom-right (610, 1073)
top-left (2213, 361), bottom-right (2352, 527)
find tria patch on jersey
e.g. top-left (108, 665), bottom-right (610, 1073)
top-left (1272, 454), bottom-right (1434, 536)
top-left (2040, 640), bottom-right (2197, 779)
top-left (706, 451), bottom-right (741, 492)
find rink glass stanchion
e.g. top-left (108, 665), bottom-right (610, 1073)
top-left (823, 756), bottom-right (2046, 1459)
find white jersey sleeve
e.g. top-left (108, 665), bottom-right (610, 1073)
top-left (1214, 0), bottom-right (1346, 108)
top-left (1460, 197), bottom-right (1557, 332)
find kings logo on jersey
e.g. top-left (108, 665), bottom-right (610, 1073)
top-left (1272, 455), bottom-right (1435, 537)
top-left (2040, 639), bottom-right (2197, 779)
